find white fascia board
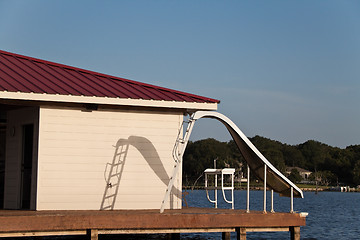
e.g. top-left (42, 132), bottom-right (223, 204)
top-left (0, 91), bottom-right (218, 110)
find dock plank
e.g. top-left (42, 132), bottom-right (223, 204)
top-left (0, 208), bottom-right (305, 234)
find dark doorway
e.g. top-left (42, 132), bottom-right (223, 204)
top-left (0, 110), bottom-right (6, 209)
top-left (0, 126), bottom-right (5, 209)
top-left (20, 124), bottom-right (33, 209)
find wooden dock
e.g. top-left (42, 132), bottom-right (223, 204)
top-left (0, 208), bottom-right (306, 240)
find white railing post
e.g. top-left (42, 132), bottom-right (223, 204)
top-left (231, 171), bottom-right (234, 209)
top-left (246, 164), bottom-right (250, 213)
top-left (271, 189), bottom-right (274, 213)
top-left (263, 164), bottom-right (267, 213)
top-left (215, 173), bottom-right (218, 208)
top-left (290, 187), bottom-right (294, 213)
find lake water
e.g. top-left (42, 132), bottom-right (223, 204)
top-left (181, 190), bottom-right (360, 240)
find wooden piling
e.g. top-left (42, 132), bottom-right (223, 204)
top-left (236, 228), bottom-right (246, 240)
top-left (166, 233), bottom-right (180, 240)
top-left (290, 226), bottom-right (300, 240)
top-left (222, 232), bottom-right (231, 240)
top-left (86, 229), bottom-right (98, 240)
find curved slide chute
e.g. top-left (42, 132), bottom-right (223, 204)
top-left (160, 111), bottom-right (302, 213)
top-left (192, 111), bottom-right (303, 198)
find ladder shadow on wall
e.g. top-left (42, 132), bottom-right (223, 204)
top-left (100, 136), bottom-right (181, 210)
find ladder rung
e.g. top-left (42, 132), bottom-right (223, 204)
top-left (102, 206), bottom-right (112, 210)
top-left (110, 162), bottom-right (123, 166)
top-left (105, 183), bottom-right (118, 187)
top-left (116, 151), bottom-right (127, 155)
top-left (104, 194), bottom-right (116, 199)
top-left (110, 173), bottom-right (120, 177)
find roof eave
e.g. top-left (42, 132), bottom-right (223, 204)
top-left (0, 91), bottom-right (218, 111)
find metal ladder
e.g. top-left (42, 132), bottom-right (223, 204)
top-left (100, 141), bottom-right (130, 210)
top-left (204, 168), bottom-right (235, 209)
top-left (160, 115), bottom-right (196, 213)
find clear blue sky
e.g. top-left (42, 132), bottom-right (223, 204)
top-left (1, 0), bottom-right (359, 148)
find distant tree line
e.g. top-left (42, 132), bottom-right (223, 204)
top-left (182, 136), bottom-right (360, 187)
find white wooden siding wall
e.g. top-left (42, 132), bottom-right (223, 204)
top-left (37, 107), bottom-right (183, 210)
top-left (4, 107), bottom-right (39, 210)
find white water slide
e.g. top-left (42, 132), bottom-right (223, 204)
top-left (160, 111), bottom-right (303, 213)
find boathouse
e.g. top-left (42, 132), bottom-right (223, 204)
top-left (0, 50), bottom-right (218, 211)
top-left (0, 50), bottom-right (306, 240)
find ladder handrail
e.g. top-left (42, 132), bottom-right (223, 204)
top-left (204, 168), bottom-right (235, 209)
top-left (221, 170), bottom-right (234, 208)
top-left (160, 116), bottom-right (196, 213)
top-left (205, 173), bottom-right (218, 208)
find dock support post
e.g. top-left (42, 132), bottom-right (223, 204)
top-left (236, 227), bottom-right (246, 240)
top-left (222, 232), bottom-right (231, 240)
top-left (290, 226), bottom-right (300, 240)
top-left (86, 229), bottom-right (98, 240)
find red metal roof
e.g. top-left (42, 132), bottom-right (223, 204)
top-left (0, 50), bottom-right (219, 104)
